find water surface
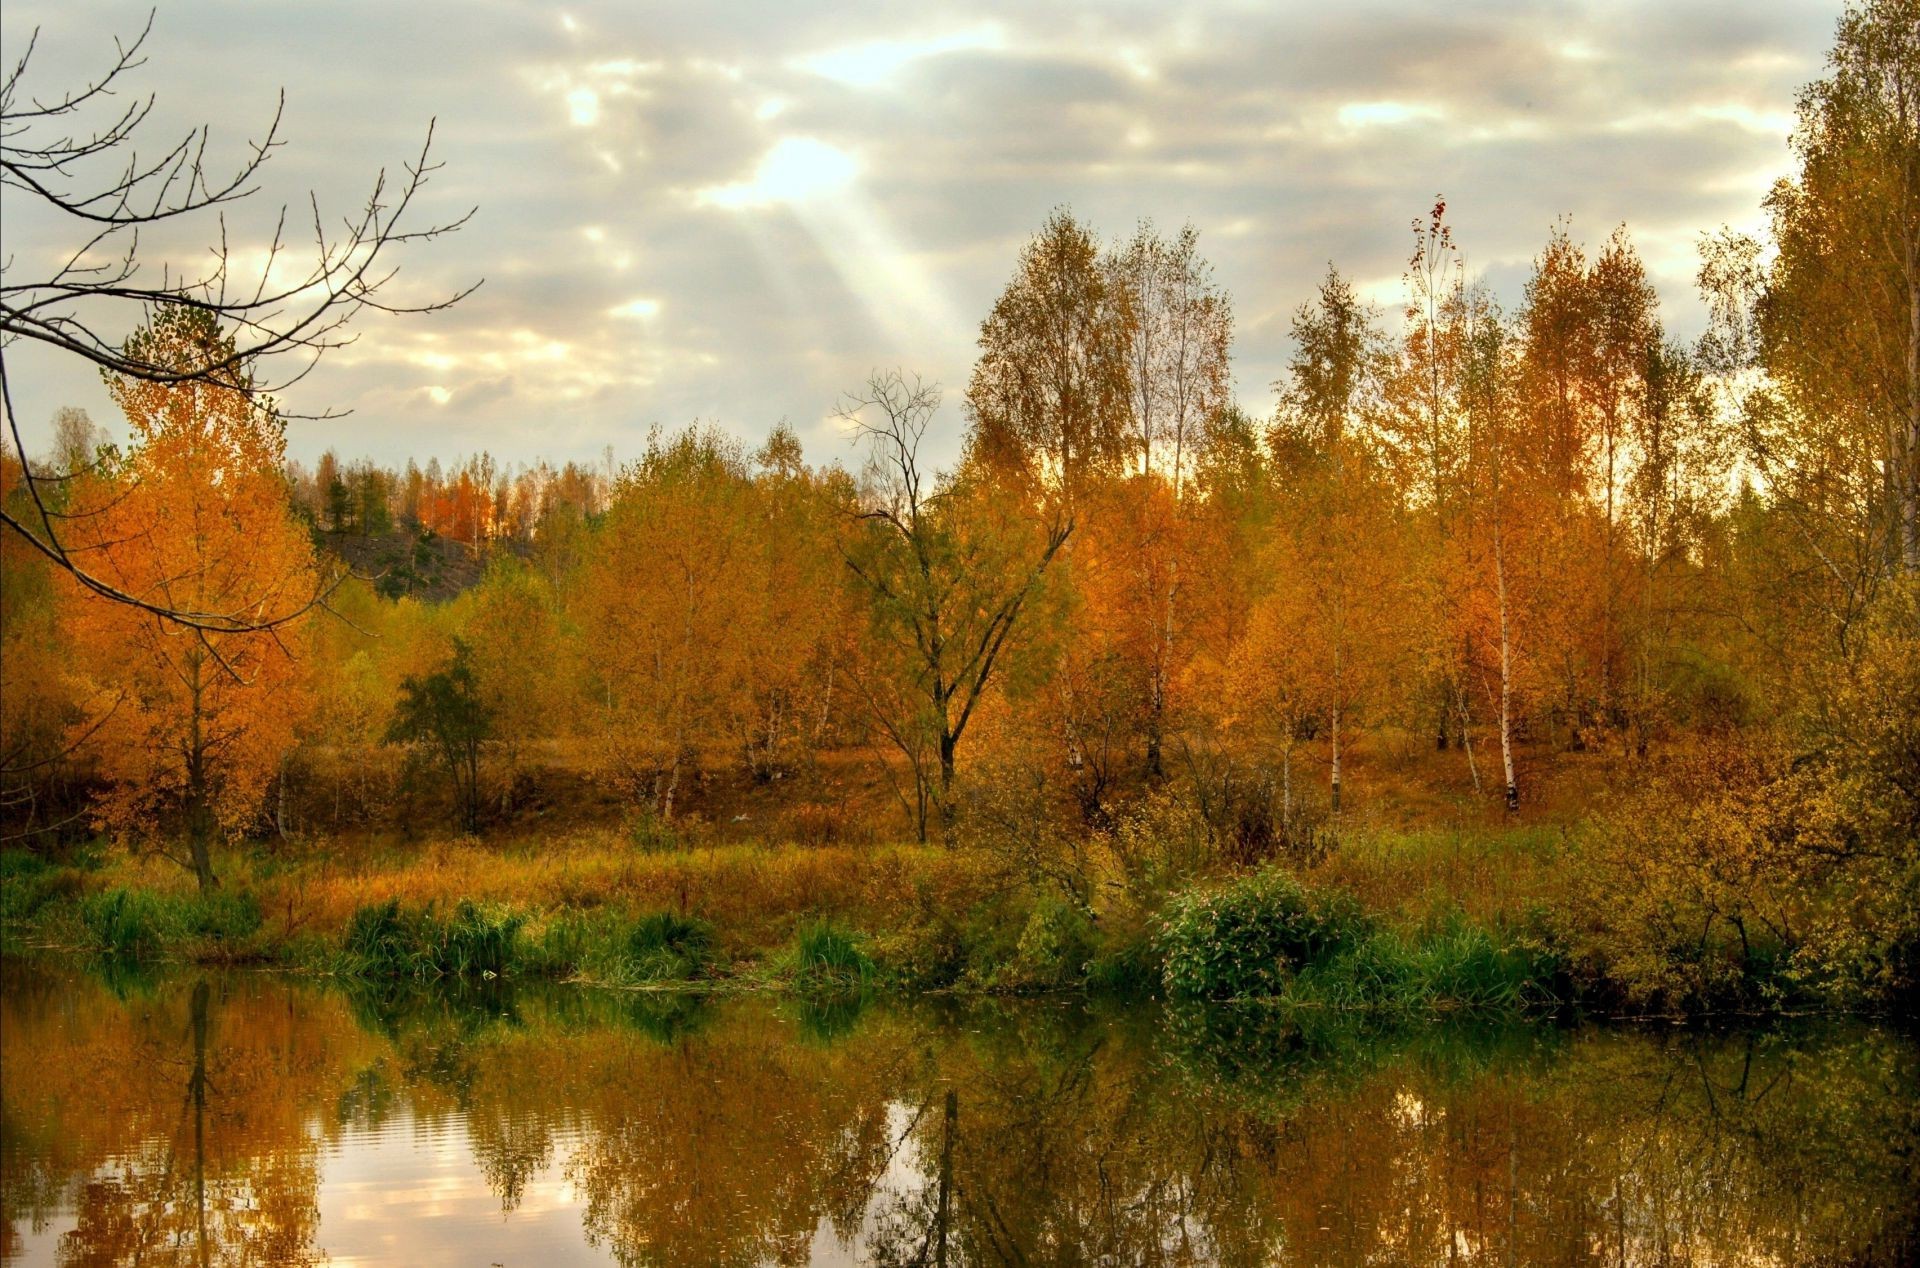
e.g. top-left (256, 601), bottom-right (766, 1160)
top-left (2, 965), bottom-right (1915, 1266)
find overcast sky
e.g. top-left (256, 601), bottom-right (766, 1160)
top-left (1, 1), bottom-right (1839, 471)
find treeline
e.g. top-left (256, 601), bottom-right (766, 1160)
top-left (3, 0), bottom-right (1916, 1007)
top-left (287, 449), bottom-right (613, 551)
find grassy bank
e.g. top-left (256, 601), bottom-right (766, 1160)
top-left (0, 815), bottom-right (1887, 1017)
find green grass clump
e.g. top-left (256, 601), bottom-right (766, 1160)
top-left (622, 910), bottom-right (715, 982)
top-left (340, 899), bottom-right (524, 978)
top-left (80, 888), bottom-right (169, 959)
top-left (520, 907), bottom-right (716, 985)
top-left (77, 887), bottom-right (263, 961)
top-left (1287, 917), bottom-right (1557, 1014)
top-left (787, 919), bottom-right (873, 991)
top-left (427, 901), bottom-right (524, 976)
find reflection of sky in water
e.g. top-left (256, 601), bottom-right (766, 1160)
top-left (2, 1102), bottom-right (949, 1263)
top-left (6, 1106), bottom-right (936, 1264)
top-left (316, 1112), bottom-right (604, 1266)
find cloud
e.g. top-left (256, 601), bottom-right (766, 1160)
top-left (697, 137), bottom-right (861, 209)
top-left (0, 0), bottom-right (1839, 471)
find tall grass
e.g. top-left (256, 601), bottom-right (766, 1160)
top-left (340, 899), bottom-right (524, 978)
top-left (77, 887), bottom-right (262, 960)
top-left (786, 919), bottom-right (873, 991)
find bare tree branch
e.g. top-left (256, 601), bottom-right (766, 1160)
top-left (0, 10), bottom-right (479, 632)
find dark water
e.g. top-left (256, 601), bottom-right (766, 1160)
top-left (2, 966), bottom-right (1916, 1267)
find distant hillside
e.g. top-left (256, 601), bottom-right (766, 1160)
top-left (320, 526), bottom-right (491, 602)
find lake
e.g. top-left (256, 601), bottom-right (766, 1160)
top-left (1, 964), bottom-right (1915, 1266)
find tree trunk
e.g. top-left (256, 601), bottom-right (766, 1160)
top-left (1906, 240), bottom-right (1920, 573)
top-left (1456, 680), bottom-right (1483, 795)
top-left (937, 730), bottom-right (959, 845)
top-left (186, 660), bottom-right (218, 893)
top-left (1329, 691), bottom-right (1343, 816)
top-left (1281, 735), bottom-right (1293, 822)
top-left (1495, 521), bottom-right (1519, 813)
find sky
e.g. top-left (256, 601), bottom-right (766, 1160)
top-left (1, 1), bottom-right (1840, 472)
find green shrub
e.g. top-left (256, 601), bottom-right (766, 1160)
top-left (1157, 867), bottom-right (1370, 1000)
top-left (1003, 897), bottom-right (1096, 990)
top-left (180, 891), bottom-right (262, 945)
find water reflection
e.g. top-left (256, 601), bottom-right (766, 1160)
top-left (2, 965), bottom-right (1915, 1266)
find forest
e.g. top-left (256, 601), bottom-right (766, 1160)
top-left (2, 1), bottom-right (1917, 1021)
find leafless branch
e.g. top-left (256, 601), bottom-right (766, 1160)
top-left (0, 10), bottom-right (479, 632)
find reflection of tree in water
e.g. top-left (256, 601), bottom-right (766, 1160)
top-left (798, 1006), bottom-right (1920, 1268)
top-left (556, 1023), bottom-right (905, 1268)
top-left (3, 970), bottom-right (1917, 1266)
top-left (41, 980), bottom-right (331, 1266)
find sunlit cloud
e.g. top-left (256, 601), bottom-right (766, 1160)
top-left (697, 138), bottom-right (859, 209)
top-left (796, 26), bottom-right (1004, 89)
top-left (607, 297), bottom-right (661, 319)
top-left (1337, 101), bottom-right (1445, 129)
top-left (566, 87), bottom-right (599, 127)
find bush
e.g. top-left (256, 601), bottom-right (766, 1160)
top-left (1157, 867), bottom-right (1370, 1000)
top-left (1564, 744), bottom-right (1841, 1012)
top-left (1002, 897), bottom-right (1096, 990)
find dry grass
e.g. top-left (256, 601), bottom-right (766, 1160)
top-left (172, 830), bottom-right (1004, 957)
top-left (1306, 825), bottom-right (1571, 931)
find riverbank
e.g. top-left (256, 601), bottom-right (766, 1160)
top-left (3, 817), bottom-right (1892, 1019)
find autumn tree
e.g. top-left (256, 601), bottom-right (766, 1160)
top-left (966, 208), bottom-right (1131, 508)
top-left (1382, 200), bottom-right (1477, 761)
top-left (1515, 225), bottom-right (1605, 745)
top-left (1586, 228), bottom-right (1661, 725)
top-left (1709, 0), bottom-right (1920, 682)
top-left (387, 638), bottom-right (491, 834)
top-left (581, 428), bottom-right (757, 820)
top-left (1101, 221), bottom-right (1234, 775)
top-left (62, 306), bottom-right (319, 889)
top-left (579, 425), bottom-right (840, 820)
top-left (841, 371), bottom-right (1071, 842)
top-left (460, 558), bottom-right (576, 794)
top-left (1267, 266), bottom-right (1404, 814)
top-left (1459, 285), bottom-right (1530, 810)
